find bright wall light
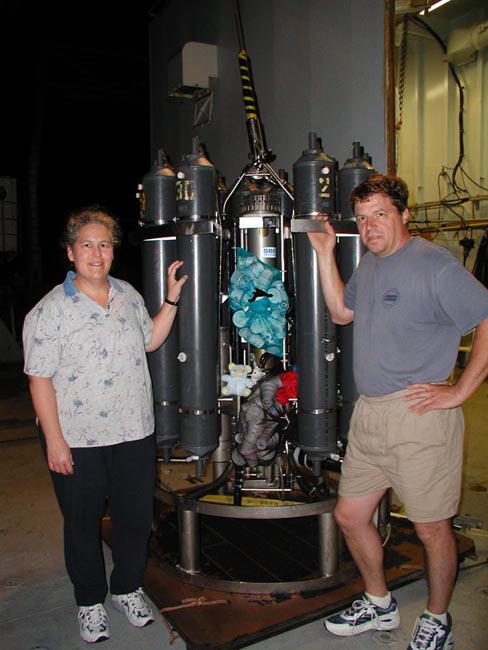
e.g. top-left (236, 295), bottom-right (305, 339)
top-left (420, 0), bottom-right (451, 15)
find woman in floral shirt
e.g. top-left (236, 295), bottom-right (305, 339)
top-left (23, 206), bottom-right (187, 643)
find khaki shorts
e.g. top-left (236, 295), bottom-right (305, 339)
top-left (339, 388), bottom-right (464, 523)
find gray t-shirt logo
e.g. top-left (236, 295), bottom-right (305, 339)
top-left (382, 288), bottom-right (400, 308)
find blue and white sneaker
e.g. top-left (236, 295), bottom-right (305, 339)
top-left (408, 612), bottom-right (454, 649)
top-left (111, 587), bottom-right (155, 627)
top-left (78, 603), bottom-right (110, 643)
top-left (324, 594), bottom-right (400, 636)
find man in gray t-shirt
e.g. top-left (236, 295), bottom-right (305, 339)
top-left (308, 174), bottom-right (488, 650)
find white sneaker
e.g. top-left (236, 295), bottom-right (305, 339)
top-left (324, 594), bottom-right (400, 637)
top-left (111, 587), bottom-right (155, 627)
top-left (408, 612), bottom-right (454, 650)
top-left (78, 603), bottom-right (110, 643)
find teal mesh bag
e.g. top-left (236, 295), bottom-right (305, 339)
top-left (229, 247), bottom-right (288, 357)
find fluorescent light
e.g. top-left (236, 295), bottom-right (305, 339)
top-left (420, 0), bottom-right (451, 15)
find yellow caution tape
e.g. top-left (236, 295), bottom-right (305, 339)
top-left (199, 494), bottom-right (303, 507)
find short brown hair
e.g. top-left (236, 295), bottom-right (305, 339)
top-left (63, 206), bottom-right (122, 248)
top-left (349, 174), bottom-right (409, 214)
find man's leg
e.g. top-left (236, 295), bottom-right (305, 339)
top-left (324, 488), bottom-right (401, 637)
top-left (334, 489), bottom-right (388, 596)
top-left (413, 518), bottom-right (457, 614)
top-left (405, 519), bottom-right (456, 649)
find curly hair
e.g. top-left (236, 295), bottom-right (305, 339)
top-left (349, 174), bottom-right (409, 214)
top-left (63, 205), bottom-right (122, 248)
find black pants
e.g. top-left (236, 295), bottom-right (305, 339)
top-left (39, 428), bottom-right (156, 606)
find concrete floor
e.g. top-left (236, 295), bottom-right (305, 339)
top-left (0, 362), bottom-right (487, 650)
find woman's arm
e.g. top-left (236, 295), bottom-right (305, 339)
top-left (27, 375), bottom-right (74, 475)
top-left (145, 260), bottom-right (188, 352)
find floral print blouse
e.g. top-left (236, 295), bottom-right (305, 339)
top-left (23, 271), bottom-right (155, 447)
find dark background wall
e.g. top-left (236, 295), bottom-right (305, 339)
top-left (0, 0), bottom-right (386, 350)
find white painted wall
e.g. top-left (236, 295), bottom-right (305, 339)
top-left (396, 18), bottom-right (488, 268)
